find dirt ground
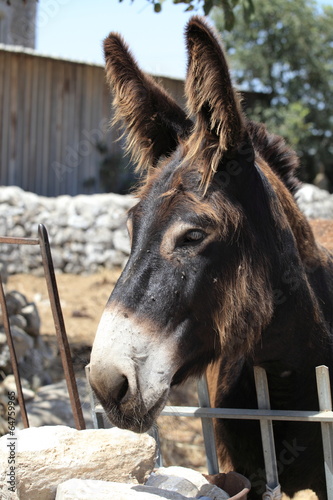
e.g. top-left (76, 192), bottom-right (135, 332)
top-left (8, 268), bottom-right (120, 346)
top-left (6, 219), bottom-right (333, 496)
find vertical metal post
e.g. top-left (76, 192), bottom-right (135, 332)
top-left (0, 274), bottom-right (29, 428)
top-left (254, 367), bottom-right (281, 500)
top-left (197, 374), bottom-right (219, 474)
top-left (316, 365), bottom-right (333, 500)
top-left (85, 365), bottom-right (105, 429)
top-left (149, 425), bottom-right (164, 468)
top-left (38, 224), bottom-right (86, 430)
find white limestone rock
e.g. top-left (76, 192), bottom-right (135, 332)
top-left (149, 466), bottom-right (209, 489)
top-left (0, 425), bottom-right (157, 500)
top-left (56, 478), bottom-right (193, 500)
top-left (0, 326), bottom-right (34, 369)
top-left (20, 303), bottom-right (40, 337)
top-left (297, 183), bottom-right (333, 219)
top-left (113, 228), bottom-right (131, 255)
top-left (147, 473), bottom-right (198, 497)
top-left (4, 291), bottom-right (28, 316)
top-left (147, 466), bottom-right (230, 500)
top-left (1, 375), bottom-right (35, 402)
top-left (21, 378), bottom-right (92, 428)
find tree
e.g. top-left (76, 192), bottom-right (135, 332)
top-left (12, 0), bottom-right (253, 31)
top-left (120, 0), bottom-right (255, 30)
top-left (213, 0), bottom-right (333, 189)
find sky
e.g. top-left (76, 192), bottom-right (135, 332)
top-left (36, 0), bottom-right (196, 79)
top-left (36, 0), bottom-right (333, 81)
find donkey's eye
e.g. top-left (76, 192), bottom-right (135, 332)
top-left (181, 230), bottom-right (206, 246)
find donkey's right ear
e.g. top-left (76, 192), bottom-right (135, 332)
top-left (104, 33), bottom-right (193, 172)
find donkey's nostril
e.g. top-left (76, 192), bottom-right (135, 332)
top-left (111, 373), bottom-right (129, 404)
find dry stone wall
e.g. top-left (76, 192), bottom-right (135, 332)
top-left (0, 184), bottom-right (332, 276)
top-left (296, 183), bottom-right (333, 219)
top-left (0, 186), bottom-right (136, 275)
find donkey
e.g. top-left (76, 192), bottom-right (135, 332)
top-left (90, 16), bottom-right (333, 499)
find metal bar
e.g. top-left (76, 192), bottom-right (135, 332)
top-left (316, 366), bottom-right (333, 500)
top-left (254, 366), bottom-right (281, 498)
top-left (85, 365), bottom-right (99, 429)
top-left (0, 236), bottom-right (39, 245)
top-left (38, 224), bottom-right (86, 430)
top-left (156, 407), bottom-right (333, 422)
top-left (85, 365), bottom-right (104, 429)
top-left (197, 375), bottom-right (219, 474)
top-left (0, 273), bottom-right (29, 428)
top-left (148, 426), bottom-right (163, 468)
top-left (91, 366), bottom-right (333, 497)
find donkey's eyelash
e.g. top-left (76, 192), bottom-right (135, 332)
top-left (177, 229), bottom-right (207, 247)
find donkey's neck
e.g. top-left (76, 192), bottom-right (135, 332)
top-left (257, 156), bottom-right (321, 266)
top-left (252, 163), bottom-right (331, 373)
top-left (254, 251), bottom-right (331, 376)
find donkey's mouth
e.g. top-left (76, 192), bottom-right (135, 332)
top-left (96, 388), bottom-right (169, 433)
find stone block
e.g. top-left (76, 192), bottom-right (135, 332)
top-left (21, 303), bottom-right (40, 337)
top-left (56, 478), bottom-right (191, 500)
top-left (147, 467), bottom-right (229, 500)
top-left (0, 426), bottom-right (157, 500)
top-left (5, 291), bottom-right (28, 316)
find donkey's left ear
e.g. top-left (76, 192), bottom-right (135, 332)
top-left (185, 17), bottom-right (245, 155)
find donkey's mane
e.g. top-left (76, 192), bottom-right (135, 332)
top-left (247, 121), bottom-right (301, 196)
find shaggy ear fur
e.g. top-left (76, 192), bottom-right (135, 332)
top-left (104, 33), bottom-right (193, 172)
top-left (184, 17), bottom-right (246, 186)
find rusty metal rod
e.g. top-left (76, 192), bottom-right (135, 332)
top-left (38, 224), bottom-right (86, 430)
top-left (0, 273), bottom-right (29, 428)
top-left (0, 236), bottom-right (39, 245)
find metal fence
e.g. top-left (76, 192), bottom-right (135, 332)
top-left (88, 358), bottom-right (333, 500)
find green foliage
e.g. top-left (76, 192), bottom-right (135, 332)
top-left (122, 0), bottom-right (254, 30)
top-left (213, 0), bottom-right (333, 188)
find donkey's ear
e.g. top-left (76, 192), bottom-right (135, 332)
top-left (185, 17), bottom-right (245, 158)
top-left (104, 33), bottom-right (193, 172)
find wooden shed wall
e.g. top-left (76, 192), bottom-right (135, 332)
top-left (0, 48), bottom-right (186, 196)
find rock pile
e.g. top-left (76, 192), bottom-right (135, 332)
top-left (0, 425), bottom-right (248, 500)
top-left (0, 288), bottom-right (54, 434)
top-left (0, 426), bottom-right (157, 500)
top-left (0, 290), bottom-right (51, 386)
top-left (22, 378), bottom-right (94, 430)
top-left (297, 183), bottom-right (333, 219)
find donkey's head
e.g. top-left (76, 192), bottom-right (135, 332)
top-left (90, 17), bottom-right (285, 432)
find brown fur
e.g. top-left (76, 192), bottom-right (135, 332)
top-left (104, 33), bottom-right (192, 172)
top-left (184, 17), bottom-right (245, 188)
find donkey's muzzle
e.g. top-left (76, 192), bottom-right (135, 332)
top-left (89, 354), bottom-right (136, 408)
top-left (111, 372), bottom-right (129, 404)
top-left (89, 302), bottom-right (178, 431)
top-left (89, 357), bottom-right (169, 433)
top-left (102, 368), bottom-right (130, 405)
